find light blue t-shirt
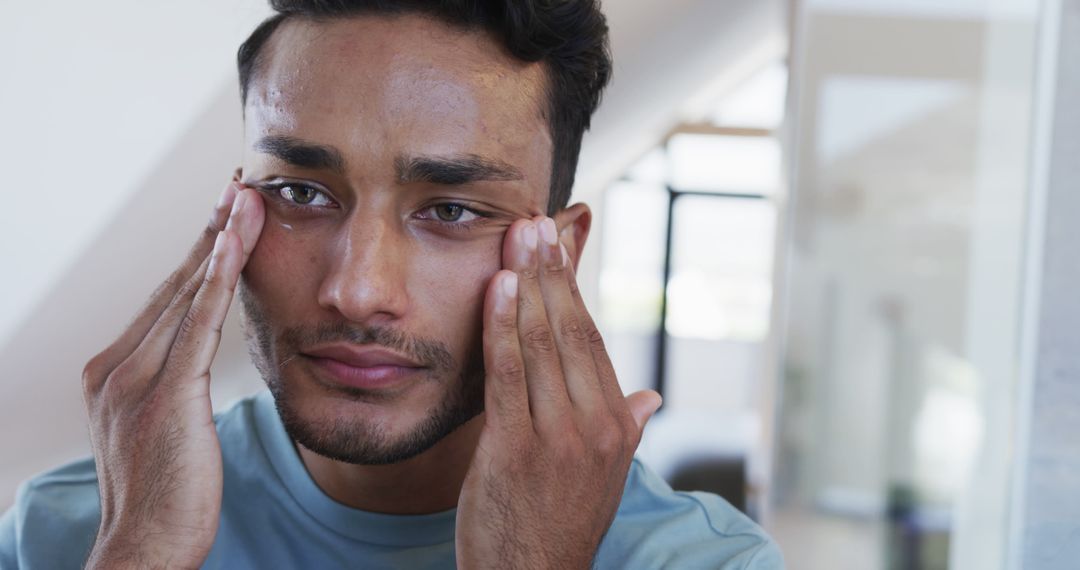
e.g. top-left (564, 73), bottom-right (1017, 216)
top-left (0, 391), bottom-right (783, 569)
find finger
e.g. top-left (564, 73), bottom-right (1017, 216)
top-left (534, 217), bottom-right (603, 411)
top-left (482, 270), bottom-right (531, 434)
top-left (562, 248), bottom-right (631, 419)
top-left (161, 187), bottom-right (264, 382)
top-left (162, 227), bottom-right (244, 385)
top-left (92, 181), bottom-right (240, 376)
top-left (108, 253), bottom-right (212, 388)
top-left (100, 186), bottom-right (262, 390)
top-left (223, 186), bottom-right (265, 265)
top-left (503, 219), bottom-right (572, 427)
top-left (625, 390), bottom-right (663, 434)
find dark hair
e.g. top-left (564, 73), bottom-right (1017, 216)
top-left (237, 0), bottom-right (612, 213)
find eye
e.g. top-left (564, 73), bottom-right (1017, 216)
top-left (434, 204), bottom-right (471, 222)
top-left (423, 203), bottom-right (482, 224)
top-left (413, 202), bottom-right (491, 232)
top-left (278, 184), bottom-right (333, 207)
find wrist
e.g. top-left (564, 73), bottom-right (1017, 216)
top-left (87, 531), bottom-right (207, 570)
top-left (85, 538), bottom-right (141, 570)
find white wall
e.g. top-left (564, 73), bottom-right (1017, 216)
top-left (0, 1), bottom-right (271, 349)
top-left (0, 0), bottom-right (271, 510)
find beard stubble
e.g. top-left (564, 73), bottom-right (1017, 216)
top-left (238, 282), bottom-right (485, 466)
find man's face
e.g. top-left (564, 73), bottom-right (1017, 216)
top-left (238, 15), bottom-right (553, 464)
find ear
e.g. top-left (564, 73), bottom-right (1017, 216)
top-left (552, 203), bottom-right (591, 271)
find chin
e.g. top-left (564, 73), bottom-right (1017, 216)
top-left (237, 284), bottom-right (486, 465)
top-left (267, 364), bottom-right (484, 465)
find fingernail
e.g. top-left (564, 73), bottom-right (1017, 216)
top-left (560, 243), bottom-right (570, 266)
top-left (522, 222), bottom-right (538, 251)
top-left (216, 182), bottom-right (238, 210)
top-left (539, 218), bottom-right (557, 246)
top-left (502, 272), bottom-right (518, 298)
top-left (229, 188), bottom-right (248, 221)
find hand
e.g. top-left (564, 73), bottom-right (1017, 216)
top-left (81, 181), bottom-right (264, 569)
top-left (456, 216), bottom-right (662, 569)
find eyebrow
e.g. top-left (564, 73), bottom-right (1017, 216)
top-left (395, 154), bottom-right (523, 185)
top-left (254, 135), bottom-right (346, 174)
top-left (254, 135), bottom-right (523, 186)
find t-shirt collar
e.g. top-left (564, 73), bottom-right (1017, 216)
top-left (251, 390), bottom-right (457, 547)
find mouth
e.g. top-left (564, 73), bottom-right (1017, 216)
top-left (300, 344), bottom-right (427, 391)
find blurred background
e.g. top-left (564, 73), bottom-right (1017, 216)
top-left (3, 0), bottom-right (1079, 568)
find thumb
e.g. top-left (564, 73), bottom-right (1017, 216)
top-left (625, 390), bottom-right (663, 433)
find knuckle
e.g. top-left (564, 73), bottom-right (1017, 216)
top-left (98, 368), bottom-right (146, 411)
top-left (168, 282), bottom-right (198, 311)
top-left (594, 425), bottom-right (626, 457)
top-left (107, 358), bottom-right (141, 385)
top-left (586, 325), bottom-right (606, 351)
top-left (178, 270), bottom-right (204, 297)
top-left (203, 218), bottom-right (223, 240)
top-left (100, 359), bottom-right (153, 402)
top-left (81, 354), bottom-right (111, 395)
top-left (542, 259), bottom-right (565, 278)
top-left (176, 309), bottom-right (204, 343)
top-left (557, 316), bottom-right (587, 342)
top-left (516, 265), bottom-right (539, 282)
top-left (523, 324), bottom-right (555, 352)
top-left (530, 390), bottom-right (562, 410)
top-left (494, 355), bottom-right (526, 381)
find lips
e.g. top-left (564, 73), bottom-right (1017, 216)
top-left (302, 344), bottom-right (424, 368)
top-left (301, 344), bottom-right (426, 390)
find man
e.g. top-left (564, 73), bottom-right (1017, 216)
top-left (0, 1), bottom-right (783, 568)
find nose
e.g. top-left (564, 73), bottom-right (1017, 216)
top-left (316, 215), bottom-right (410, 326)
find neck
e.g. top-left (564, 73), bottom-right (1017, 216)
top-left (296, 413), bottom-right (484, 514)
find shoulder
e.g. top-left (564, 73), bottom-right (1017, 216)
top-left (214, 392), bottom-right (263, 449)
top-left (214, 392), bottom-right (280, 490)
top-left (1, 456), bottom-right (101, 568)
top-left (0, 394), bottom-right (264, 569)
top-left (11, 456), bottom-right (101, 528)
top-left (598, 458), bottom-right (784, 569)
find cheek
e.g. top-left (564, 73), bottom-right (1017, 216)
top-left (243, 220), bottom-right (327, 313)
top-left (411, 236), bottom-right (503, 340)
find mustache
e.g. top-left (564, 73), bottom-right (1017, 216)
top-left (279, 321), bottom-right (455, 372)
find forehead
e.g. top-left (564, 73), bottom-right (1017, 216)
top-left (245, 14), bottom-right (551, 182)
